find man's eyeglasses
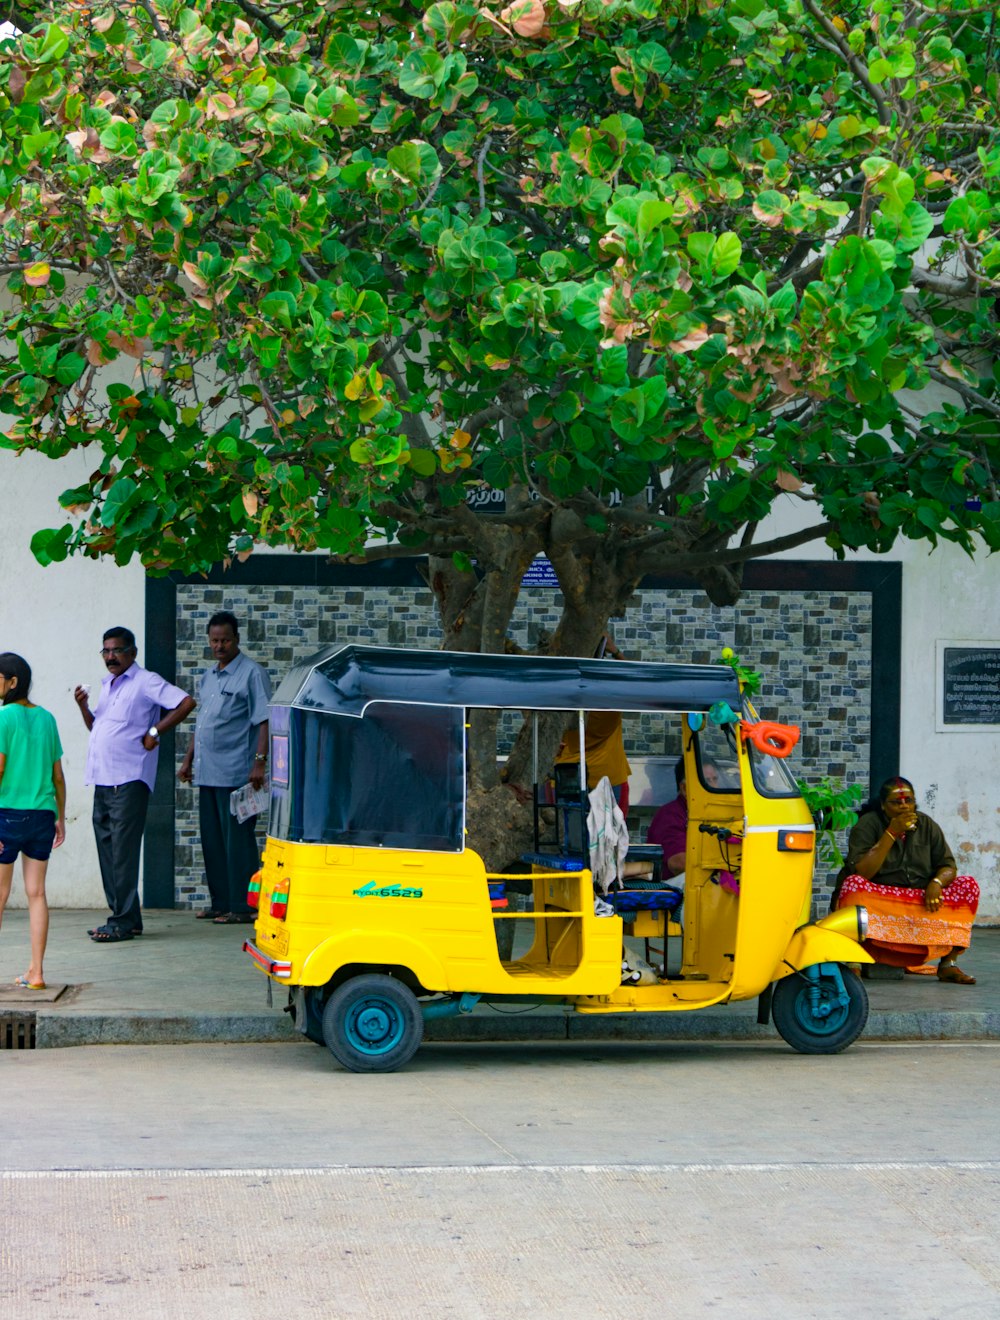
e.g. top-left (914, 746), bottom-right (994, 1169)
top-left (100, 646), bottom-right (130, 657)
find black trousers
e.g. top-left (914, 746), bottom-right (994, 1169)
top-left (199, 787), bottom-right (261, 916)
top-left (92, 782), bottom-right (150, 934)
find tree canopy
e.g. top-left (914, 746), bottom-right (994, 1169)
top-left (2, 0), bottom-right (1000, 660)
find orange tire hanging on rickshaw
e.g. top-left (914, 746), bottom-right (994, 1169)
top-left (740, 720), bottom-right (801, 758)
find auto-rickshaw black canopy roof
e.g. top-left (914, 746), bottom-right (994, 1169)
top-left (271, 645), bottom-right (742, 718)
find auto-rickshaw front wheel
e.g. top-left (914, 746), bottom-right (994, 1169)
top-left (771, 964), bottom-right (869, 1055)
top-left (321, 974), bottom-right (424, 1073)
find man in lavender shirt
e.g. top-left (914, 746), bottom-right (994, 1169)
top-left (74, 627), bottom-right (195, 943)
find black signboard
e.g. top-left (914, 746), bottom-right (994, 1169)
top-left (942, 647), bottom-right (1000, 725)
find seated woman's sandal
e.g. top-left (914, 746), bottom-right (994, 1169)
top-left (937, 962), bottom-right (976, 984)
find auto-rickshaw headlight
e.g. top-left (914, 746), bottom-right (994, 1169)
top-left (856, 905), bottom-right (869, 942)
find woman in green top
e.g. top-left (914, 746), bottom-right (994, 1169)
top-left (0, 653), bottom-right (66, 990)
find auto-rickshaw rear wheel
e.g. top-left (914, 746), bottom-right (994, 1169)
top-left (321, 973), bottom-right (424, 1072)
top-left (771, 965), bottom-right (869, 1054)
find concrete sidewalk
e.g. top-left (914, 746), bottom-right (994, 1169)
top-left (0, 908), bottom-right (997, 1048)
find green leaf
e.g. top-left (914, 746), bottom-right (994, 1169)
top-left (386, 140), bottom-right (440, 186)
top-left (259, 291), bottom-right (297, 328)
top-left (636, 198), bottom-right (674, 241)
top-left (30, 526), bottom-right (71, 566)
top-left (687, 232), bottom-right (715, 264)
top-left (101, 477), bottom-right (139, 527)
top-left (38, 24), bottom-right (69, 64)
top-left (55, 352), bottom-right (86, 385)
top-left (712, 232), bottom-right (742, 279)
top-left (407, 448), bottom-right (437, 476)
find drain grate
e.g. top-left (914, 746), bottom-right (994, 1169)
top-left (0, 1013), bottom-right (36, 1049)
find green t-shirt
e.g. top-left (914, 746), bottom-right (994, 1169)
top-left (0, 704), bottom-right (63, 812)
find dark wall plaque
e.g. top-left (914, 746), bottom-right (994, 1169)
top-left (942, 647), bottom-right (1000, 725)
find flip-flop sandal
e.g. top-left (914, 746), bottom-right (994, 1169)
top-left (13, 976), bottom-right (46, 990)
top-left (212, 912), bottom-right (256, 924)
top-left (937, 963), bottom-right (976, 984)
top-left (195, 909), bottom-right (225, 920)
top-left (88, 926), bottom-right (143, 937)
top-left (90, 928), bottom-right (135, 943)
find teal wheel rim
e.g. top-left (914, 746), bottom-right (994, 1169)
top-left (344, 997), bottom-right (406, 1056)
top-left (792, 980), bottom-right (850, 1035)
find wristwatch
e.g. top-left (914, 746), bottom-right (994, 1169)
top-left (147, 725), bottom-right (160, 740)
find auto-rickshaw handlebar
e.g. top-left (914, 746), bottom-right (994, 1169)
top-left (699, 822), bottom-right (743, 841)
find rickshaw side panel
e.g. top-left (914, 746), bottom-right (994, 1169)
top-left (301, 931), bottom-right (452, 993)
top-left (727, 829), bottom-right (818, 1000)
top-left (254, 840), bottom-right (497, 991)
top-left (254, 840), bottom-right (625, 997)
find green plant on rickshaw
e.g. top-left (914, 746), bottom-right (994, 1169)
top-left (796, 777), bottom-right (864, 873)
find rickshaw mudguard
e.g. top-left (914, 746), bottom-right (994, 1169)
top-left (298, 930), bottom-right (451, 993)
top-left (774, 925), bottom-right (874, 981)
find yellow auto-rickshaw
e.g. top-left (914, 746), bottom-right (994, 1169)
top-left (244, 645), bottom-right (872, 1071)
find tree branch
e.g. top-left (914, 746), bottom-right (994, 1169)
top-left (633, 520), bottom-right (835, 570)
top-left (801, 0), bottom-right (893, 126)
top-left (233, 0), bottom-right (286, 40)
top-left (927, 368), bottom-right (1000, 419)
top-left (135, 0), bottom-right (168, 41)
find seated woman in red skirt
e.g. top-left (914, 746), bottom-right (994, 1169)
top-left (834, 777), bottom-right (978, 984)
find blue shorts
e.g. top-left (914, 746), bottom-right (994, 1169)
top-left (0, 809), bottom-right (57, 864)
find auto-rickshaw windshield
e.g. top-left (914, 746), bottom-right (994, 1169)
top-left (692, 721), bottom-right (740, 791)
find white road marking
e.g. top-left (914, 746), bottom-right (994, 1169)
top-left (3, 1159), bottom-right (1000, 1180)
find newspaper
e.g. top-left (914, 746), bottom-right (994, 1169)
top-left (229, 779), bottom-right (269, 824)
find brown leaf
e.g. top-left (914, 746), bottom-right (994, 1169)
top-left (499, 0), bottom-right (546, 37)
top-left (667, 326), bottom-right (709, 354)
top-left (242, 489), bottom-right (259, 516)
top-left (86, 339), bottom-right (111, 366)
top-left (8, 65), bottom-right (25, 105)
top-left (775, 468), bottom-right (802, 492)
top-left (181, 260), bottom-right (206, 290)
top-left (23, 261), bottom-right (51, 288)
top-left (204, 93), bottom-right (238, 122)
top-left (106, 331), bottom-right (146, 358)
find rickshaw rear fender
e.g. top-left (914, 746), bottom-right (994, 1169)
top-left (774, 926), bottom-right (875, 981)
top-left (299, 931), bottom-right (449, 994)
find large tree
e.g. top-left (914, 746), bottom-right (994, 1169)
top-left (2, 0), bottom-right (1000, 843)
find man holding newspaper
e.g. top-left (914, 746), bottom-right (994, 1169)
top-left (178, 612), bottom-right (271, 925)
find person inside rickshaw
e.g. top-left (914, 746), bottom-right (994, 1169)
top-left (552, 634), bottom-right (632, 811)
top-left (646, 756), bottom-right (721, 884)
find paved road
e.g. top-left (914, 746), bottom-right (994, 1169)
top-left (4, 1041), bottom-right (1000, 1319)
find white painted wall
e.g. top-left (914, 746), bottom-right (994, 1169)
top-left (2, 449), bottom-right (998, 920)
top-left (759, 492), bottom-right (1000, 919)
top-left (0, 448), bottom-right (145, 906)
